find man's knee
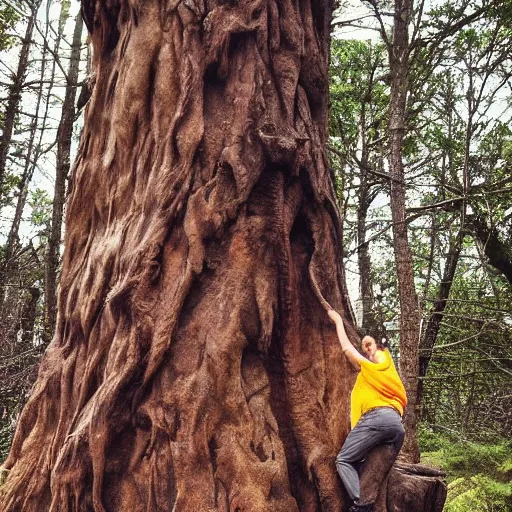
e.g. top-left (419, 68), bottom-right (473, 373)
top-left (336, 450), bottom-right (347, 465)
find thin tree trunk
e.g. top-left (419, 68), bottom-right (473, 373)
top-left (20, 286), bottom-right (41, 345)
top-left (2, 115), bottom-right (41, 282)
top-left (0, 6), bottom-right (51, 308)
top-left (353, 59), bottom-right (382, 338)
top-left (0, 10), bottom-right (37, 193)
top-left (419, 228), bottom-right (463, 379)
top-left (1, 0), bottom-right (72, 316)
top-left (357, 104), bottom-right (376, 335)
top-left (462, 362), bottom-right (476, 435)
top-left (418, 76), bottom-right (460, 410)
top-left (388, 0), bottom-right (421, 463)
top-left (421, 213), bottom-right (436, 305)
top-left (44, 12), bottom-right (84, 343)
top-left (357, 183), bottom-right (375, 333)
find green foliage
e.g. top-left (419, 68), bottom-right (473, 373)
top-left (420, 430), bottom-right (512, 477)
top-left (0, 3), bottom-right (21, 52)
top-left (0, 172), bottom-right (21, 209)
top-left (29, 188), bottom-right (52, 229)
top-left (329, 38), bottom-right (389, 170)
top-left (418, 427), bottom-right (450, 453)
top-left (58, 0), bottom-right (71, 35)
top-left (0, 420), bottom-right (14, 463)
top-left (445, 442), bottom-right (510, 477)
top-left (445, 475), bottom-right (512, 512)
top-left (499, 458), bottom-right (512, 476)
top-left (421, 432), bottom-right (512, 511)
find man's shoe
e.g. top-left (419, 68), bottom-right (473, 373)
top-left (349, 502), bottom-right (373, 512)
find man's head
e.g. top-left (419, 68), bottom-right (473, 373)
top-left (361, 335), bottom-right (378, 358)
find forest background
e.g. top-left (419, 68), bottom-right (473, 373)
top-left (0, 0), bottom-right (510, 509)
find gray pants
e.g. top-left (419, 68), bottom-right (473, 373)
top-left (335, 407), bottom-right (405, 502)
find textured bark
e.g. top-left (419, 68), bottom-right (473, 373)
top-left (359, 447), bottom-right (446, 512)
top-left (387, 463), bottom-right (447, 512)
top-left (44, 12), bottom-right (85, 343)
top-left (388, 0), bottom-right (421, 463)
top-left (1, 1), bottom-right (357, 510)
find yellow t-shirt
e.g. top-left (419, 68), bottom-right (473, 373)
top-left (350, 349), bottom-right (407, 428)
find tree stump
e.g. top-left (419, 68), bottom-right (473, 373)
top-left (387, 462), bottom-right (447, 512)
top-left (356, 445), bottom-right (447, 511)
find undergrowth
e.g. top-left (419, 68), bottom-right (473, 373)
top-left (420, 428), bottom-right (512, 511)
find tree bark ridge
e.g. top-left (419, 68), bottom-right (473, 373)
top-left (1, 2), bottom-right (359, 510)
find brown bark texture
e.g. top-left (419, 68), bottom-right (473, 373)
top-left (0, 1), bottom-right (446, 510)
top-left (2, 1), bottom-right (357, 510)
top-left (358, 446), bottom-right (447, 512)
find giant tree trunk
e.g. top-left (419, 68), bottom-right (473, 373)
top-left (1, 2), bottom-right (356, 510)
top-left (0, 2), bottom-right (445, 510)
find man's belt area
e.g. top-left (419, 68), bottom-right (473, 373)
top-left (364, 405), bottom-right (402, 418)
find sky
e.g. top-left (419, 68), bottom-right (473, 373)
top-left (0, 0), bottom-right (86, 242)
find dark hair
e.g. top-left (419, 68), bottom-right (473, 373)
top-left (362, 335), bottom-right (388, 350)
top-left (377, 338), bottom-right (388, 350)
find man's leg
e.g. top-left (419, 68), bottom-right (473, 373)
top-left (336, 408), bottom-right (405, 503)
top-left (335, 412), bottom-right (387, 502)
top-left (358, 409), bottom-right (405, 508)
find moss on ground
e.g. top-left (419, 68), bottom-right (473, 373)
top-left (420, 429), bottom-right (512, 511)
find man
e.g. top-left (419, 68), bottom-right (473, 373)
top-left (328, 309), bottom-right (407, 512)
